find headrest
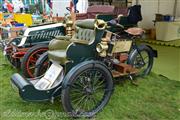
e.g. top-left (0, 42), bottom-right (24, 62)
top-left (75, 19), bottom-right (95, 29)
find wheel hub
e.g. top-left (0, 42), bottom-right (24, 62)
top-left (84, 87), bottom-right (93, 95)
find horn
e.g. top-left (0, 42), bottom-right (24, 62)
top-left (94, 19), bottom-right (107, 30)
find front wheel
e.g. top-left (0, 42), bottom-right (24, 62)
top-left (128, 45), bottom-right (154, 77)
top-left (61, 61), bottom-right (114, 118)
top-left (34, 52), bottom-right (51, 77)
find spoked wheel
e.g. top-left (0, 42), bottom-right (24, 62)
top-left (5, 46), bottom-right (21, 68)
top-left (34, 52), bottom-right (51, 77)
top-left (6, 54), bottom-right (21, 68)
top-left (61, 61), bottom-right (113, 118)
top-left (128, 45), bottom-right (154, 77)
top-left (21, 44), bottom-right (48, 78)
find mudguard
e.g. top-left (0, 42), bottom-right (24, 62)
top-left (61, 60), bottom-right (112, 90)
top-left (11, 73), bottom-right (62, 101)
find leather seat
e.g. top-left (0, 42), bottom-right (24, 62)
top-left (48, 50), bottom-right (67, 64)
top-left (48, 19), bottom-right (95, 64)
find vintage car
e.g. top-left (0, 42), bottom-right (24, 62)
top-left (11, 19), bottom-right (157, 117)
top-left (4, 22), bottom-right (66, 78)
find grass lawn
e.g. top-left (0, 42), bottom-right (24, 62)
top-left (0, 51), bottom-right (180, 120)
top-left (139, 40), bottom-right (180, 81)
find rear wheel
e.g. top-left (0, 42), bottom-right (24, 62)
top-left (128, 45), bottom-right (154, 76)
top-left (21, 44), bottom-right (48, 78)
top-left (61, 61), bottom-right (114, 118)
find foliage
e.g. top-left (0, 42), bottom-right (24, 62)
top-left (0, 51), bottom-right (179, 120)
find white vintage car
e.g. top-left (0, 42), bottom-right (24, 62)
top-left (3, 22), bottom-right (65, 78)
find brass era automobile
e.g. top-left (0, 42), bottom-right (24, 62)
top-left (3, 23), bottom-right (65, 78)
top-left (11, 19), bottom-right (156, 117)
top-left (2, 14), bottom-right (76, 78)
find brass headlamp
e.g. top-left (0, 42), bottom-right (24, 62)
top-left (96, 38), bottom-right (109, 57)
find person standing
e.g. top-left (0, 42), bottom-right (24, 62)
top-left (24, 3), bottom-right (29, 13)
top-left (12, 0), bottom-right (19, 13)
top-left (2, 0), bottom-right (8, 13)
top-left (34, 0), bottom-right (40, 14)
top-left (18, 0), bottom-right (24, 13)
top-left (6, 0), bottom-right (14, 13)
top-left (45, 0), bottom-right (51, 16)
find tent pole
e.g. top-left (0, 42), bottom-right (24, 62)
top-left (136, 0), bottom-right (139, 5)
top-left (158, 0), bottom-right (160, 13)
top-left (173, 0), bottom-right (177, 19)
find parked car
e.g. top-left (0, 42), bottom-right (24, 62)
top-left (11, 19), bottom-right (157, 118)
top-left (4, 22), bottom-right (65, 78)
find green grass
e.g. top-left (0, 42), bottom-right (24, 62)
top-left (139, 41), bottom-right (180, 81)
top-left (0, 51), bottom-right (180, 120)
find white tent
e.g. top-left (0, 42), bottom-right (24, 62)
top-left (52, 0), bottom-right (88, 17)
top-left (133, 0), bottom-right (180, 28)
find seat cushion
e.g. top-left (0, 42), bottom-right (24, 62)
top-left (75, 28), bottom-right (94, 41)
top-left (48, 39), bottom-right (71, 64)
top-left (48, 39), bottom-right (71, 51)
top-left (75, 19), bottom-right (95, 29)
top-left (48, 50), bottom-right (67, 64)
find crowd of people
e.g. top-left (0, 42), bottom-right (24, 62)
top-left (2, 0), bottom-right (29, 13)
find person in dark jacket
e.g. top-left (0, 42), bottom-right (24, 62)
top-left (127, 5), bottom-right (142, 24)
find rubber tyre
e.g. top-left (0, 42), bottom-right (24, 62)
top-left (21, 44), bottom-right (48, 78)
top-left (128, 45), bottom-right (154, 76)
top-left (61, 61), bottom-right (114, 118)
top-left (34, 52), bottom-right (51, 77)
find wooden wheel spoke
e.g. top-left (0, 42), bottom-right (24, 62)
top-left (35, 53), bottom-right (41, 58)
top-left (29, 57), bottom-right (37, 63)
top-left (28, 66), bottom-right (36, 70)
